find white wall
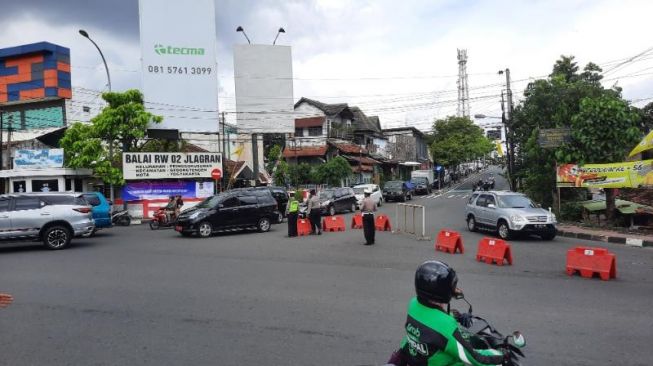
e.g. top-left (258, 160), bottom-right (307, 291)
top-left (294, 102), bottom-right (327, 147)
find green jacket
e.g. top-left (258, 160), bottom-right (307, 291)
top-left (398, 297), bottom-right (505, 366)
top-left (286, 198), bottom-right (299, 214)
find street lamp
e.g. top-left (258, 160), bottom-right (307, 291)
top-left (273, 27), bottom-right (285, 45)
top-left (236, 26), bottom-right (251, 44)
top-left (79, 29), bottom-right (114, 205)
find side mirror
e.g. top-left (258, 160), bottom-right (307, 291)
top-left (218, 204), bottom-right (224, 208)
top-left (487, 204), bottom-right (496, 209)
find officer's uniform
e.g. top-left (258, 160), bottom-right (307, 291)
top-left (286, 198), bottom-right (299, 237)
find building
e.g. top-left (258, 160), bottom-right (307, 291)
top-left (382, 126), bottom-right (432, 180)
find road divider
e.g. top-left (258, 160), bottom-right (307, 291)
top-left (351, 214), bottom-right (363, 229)
top-left (566, 247), bottom-right (616, 281)
top-left (435, 229), bottom-right (464, 254)
top-left (322, 216), bottom-right (346, 232)
top-left (375, 214), bottom-right (392, 231)
top-left (476, 237), bottom-right (513, 266)
top-left (297, 218), bottom-right (312, 236)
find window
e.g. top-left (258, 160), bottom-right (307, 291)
top-left (83, 194), bottom-right (102, 206)
top-left (294, 128), bottom-right (304, 137)
top-left (82, 106), bottom-right (91, 113)
top-left (14, 197), bottom-right (42, 211)
top-left (486, 195), bottom-right (496, 207)
top-left (308, 127), bottom-right (322, 136)
top-left (468, 193), bottom-right (479, 205)
top-left (238, 195), bottom-right (258, 206)
top-left (0, 199), bottom-right (10, 212)
top-left (32, 179), bottom-right (59, 193)
top-left (476, 195), bottom-right (488, 207)
top-left (13, 181), bottom-right (26, 193)
top-left (221, 196), bottom-right (239, 208)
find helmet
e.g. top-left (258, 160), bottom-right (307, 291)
top-left (415, 260), bottom-right (458, 303)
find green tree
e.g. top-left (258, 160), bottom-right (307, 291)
top-left (274, 160), bottom-right (289, 186)
top-left (430, 116), bottom-right (494, 170)
top-left (60, 89), bottom-right (163, 185)
top-left (315, 156), bottom-right (352, 186)
top-left (266, 144), bottom-right (282, 174)
top-left (288, 163), bottom-right (313, 186)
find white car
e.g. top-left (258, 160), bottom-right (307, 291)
top-left (353, 184), bottom-right (383, 208)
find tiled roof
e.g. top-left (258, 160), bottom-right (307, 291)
top-left (294, 97), bottom-right (352, 117)
top-left (295, 116), bottom-right (325, 128)
top-left (329, 141), bottom-right (368, 154)
top-left (342, 154), bottom-right (380, 165)
top-left (282, 145), bottom-right (328, 158)
top-left (350, 107), bottom-right (382, 134)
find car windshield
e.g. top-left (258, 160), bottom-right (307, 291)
top-left (319, 190), bottom-right (334, 200)
top-left (353, 187), bottom-right (366, 194)
top-left (385, 181), bottom-right (402, 188)
top-left (195, 195), bottom-right (222, 208)
top-left (498, 195), bottom-right (535, 208)
top-left (411, 178), bottom-right (426, 184)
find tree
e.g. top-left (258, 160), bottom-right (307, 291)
top-left (60, 89), bottom-right (163, 185)
top-left (273, 160), bottom-right (289, 186)
top-left (288, 163), bottom-right (313, 186)
top-left (430, 116), bottom-right (494, 170)
top-left (315, 156), bottom-right (351, 186)
top-left (266, 144), bottom-right (282, 174)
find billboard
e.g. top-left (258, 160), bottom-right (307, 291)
top-left (14, 149), bottom-right (64, 169)
top-left (122, 152), bottom-right (222, 180)
top-left (138, 0), bottom-right (219, 132)
top-left (557, 160), bottom-right (653, 188)
top-left (234, 44), bottom-right (294, 133)
top-left (122, 181), bottom-right (214, 200)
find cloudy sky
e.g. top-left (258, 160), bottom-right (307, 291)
top-left (2, 0), bottom-right (652, 131)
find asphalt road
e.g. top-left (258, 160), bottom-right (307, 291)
top-left (1, 170), bottom-right (652, 366)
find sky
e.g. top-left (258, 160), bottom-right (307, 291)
top-left (1, 0), bottom-right (652, 132)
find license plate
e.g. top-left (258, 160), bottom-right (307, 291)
top-left (534, 224), bottom-right (546, 229)
top-left (175, 225), bottom-right (183, 232)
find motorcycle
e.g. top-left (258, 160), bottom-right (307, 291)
top-left (452, 294), bottom-right (526, 366)
top-left (111, 209), bottom-right (132, 226)
top-left (149, 207), bottom-right (177, 230)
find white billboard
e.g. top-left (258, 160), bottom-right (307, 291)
top-left (122, 152), bottom-right (223, 180)
top-left (234, 44), bottom-right (294, 133)
top-left (138, 0), bottom-right (219, 132)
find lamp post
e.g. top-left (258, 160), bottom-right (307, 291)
top-left (79, 29), bottom-right (115, 204)
top-left (497, 69), bottom-right (516, 191)
top-left (236, 26), bottom-right (251, 44)
top-left (273, 27), bottom-right (285, 45)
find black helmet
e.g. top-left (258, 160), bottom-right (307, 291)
top-left (415, 260), bottom-right (458, 303)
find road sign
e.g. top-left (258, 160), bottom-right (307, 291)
top-left (538, 128), bottom-right (571, 148)
top-left (211, 168), bottom-right (222, 180)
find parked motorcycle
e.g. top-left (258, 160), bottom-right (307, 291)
top-left (149, 207), bottom-right (176, 230)
top-left (112, 209), bottom-right (132, 226)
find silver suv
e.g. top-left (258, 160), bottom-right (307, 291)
top-left (0, 193), bottom-right (95, 249)
top-left (465, 191), bottom-right (557, 240)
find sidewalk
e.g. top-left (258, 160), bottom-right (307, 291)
top-left (557, 224), bottom-right (653, 247)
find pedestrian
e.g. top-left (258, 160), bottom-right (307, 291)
top-left (306, 189), bottom-right (322, 235)
top-left (0, 293), bottom-right (13, 308)
top-left (175, 195), bottom-right (184, 217)
top-left (286, 194), bottom-right (299, 237)
top-left (360, 190), bottom-right (377, 245)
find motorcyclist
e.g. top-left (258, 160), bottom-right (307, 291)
top-left (387, 260), bottom-right (507, 366)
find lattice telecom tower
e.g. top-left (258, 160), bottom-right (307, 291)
top-left (457, 49), bottom-right (470, 118)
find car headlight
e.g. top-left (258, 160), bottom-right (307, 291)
top-left (510, 215), bottom-right (525, 223)
top-left (549, 214), bottom-right (557, 223)
top-left (188, 211), bottom-right (203, 220)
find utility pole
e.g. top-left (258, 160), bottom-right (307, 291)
top-left (359, 147), bottom-right (363, 183)
top-left (499, 68), bottom-right (516, 191)
top-left (457, 49), bottom-right (470, 118)
top-left (221, 112), bottom-right (226, 157)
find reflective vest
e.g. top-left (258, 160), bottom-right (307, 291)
top-left (288, 200), bottom-right (299, 213)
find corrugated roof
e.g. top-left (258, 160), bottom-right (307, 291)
top-left (329, 141), bottom-right (368, 154)
top-left (282, 145), bottom-right (328, 158)
top-left (294, 97), bottom-right (352, 117)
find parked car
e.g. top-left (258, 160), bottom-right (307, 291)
top-left (432, 171), bottom-right (451, 189)
top-left (382, 180), bottom-right (414, 202)
top-left (465, 191), bottom-right (557, 240)
top-left (0, 192), bottom-right (95, 249)
top-left (249, 186), bottom-right (288, 222)
top-left (411, 176), bottom-right (432, 195)
top-left (353, 184), bottom-right (383, 208)
top-left (175, 188), bottom-right (281, 238)
top-left (300, 187), bottom-right (357, 217)
top-left (82, 192), bottom-right (112, 233)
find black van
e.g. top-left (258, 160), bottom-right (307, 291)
top-left (174, 188), bottom-right (280, 238)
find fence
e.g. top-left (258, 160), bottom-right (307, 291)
top-left (394, 203), bottom-right (430, 240)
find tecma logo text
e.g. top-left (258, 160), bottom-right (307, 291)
top-left (154, 44), bottom-right (205, 56)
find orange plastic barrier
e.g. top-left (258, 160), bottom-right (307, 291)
top-left (566, 247), bottom-right (616, 281)
top-left (476, 237), bottom-right (513, 266)
top-left (322, 215), bottom-right (346, 232)
top-left (351, 214), bottom-right (363, 229)
top-left (297, 218), bottom-right (313, 236)
top-left (375, 214), bottom-right (392, 231)
top-left (435, 230), bottom-right (464, 254)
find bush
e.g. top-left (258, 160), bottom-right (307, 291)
top-left (560, 202), bottom-right (583, 222)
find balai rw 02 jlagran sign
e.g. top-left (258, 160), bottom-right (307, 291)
top-left (122, 152), bottom-right (222, 180)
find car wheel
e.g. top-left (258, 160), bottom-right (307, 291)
top-left (118, 216), bottom-right (131, 226)
top-left (329, 205), bottom-right (336, 216)
top-left (350, 203), bottom-right (356, 213)
top-left (541, 232), bottom-right (556, 241)
top-left (497, 220), bottom-right (511, 240)
top-left (149, 220), bottom-right (160, 230)
top-left (467, 216), bottom-right (477, 232)
top-left (42, 225), bottom-right (71, 250)
top-left (277, 212), bottom-right (284, 224)
top-left (89, 228), bottom-right (97, 237)
top-left (401, 194), bottom-right (406, 202)
top-left (257, 217), bottom-right (271, 232)
top-left (378, 197), bottom-right (382, 207)
top-left (408, 194), bottom-right (413, 200)
top-left (197, 221), bottom-right (213, 238)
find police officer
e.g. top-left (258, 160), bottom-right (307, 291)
top-left (360, 190), bottom-right (377, 245)
top-left (285, 194), bottom-right (299, 237)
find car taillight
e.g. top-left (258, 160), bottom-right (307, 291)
top-left (74, 207), bottom-right (92, 214)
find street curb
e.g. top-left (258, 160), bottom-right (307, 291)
top-left (556, 228), bottom-right (653, 247)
